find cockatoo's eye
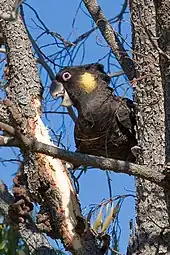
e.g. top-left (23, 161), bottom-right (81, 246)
top-left (62, 72), bottom-right (72, 81)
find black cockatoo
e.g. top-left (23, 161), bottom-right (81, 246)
top-left (50, 64), bottom-right (137, 162)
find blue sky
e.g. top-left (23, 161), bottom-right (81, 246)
top-left (0, 1), bottom-right (135, 254)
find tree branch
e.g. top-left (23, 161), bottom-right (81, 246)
top-left (20, 6), bottom-right (77, 123)
top-left (22, 140), bottom-right (167, 188)
top-left (0, 1), bottom-right (123, 254)
top-left (82, 0), bottom-right (135, 81)
top-left (0, 1), bottom-right (85, 252)
top-left (108, 70), bottom-right (125, 78)
top-left (0, 121), bottom-right (166, 188)
top-left (0, 135), bottom-right (18, 146)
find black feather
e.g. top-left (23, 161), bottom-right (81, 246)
top-left (52, 64), bottom-right (137, 162)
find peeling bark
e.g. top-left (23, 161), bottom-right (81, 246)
top-left (0, 181), bottom-right (58, 255)
top-left (0, 0), bottom-right (101, 254)
top-left (1, 0), bottom-right (170, 254)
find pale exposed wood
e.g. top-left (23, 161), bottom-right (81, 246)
top-left (0, 1), bottom-right (99, 254)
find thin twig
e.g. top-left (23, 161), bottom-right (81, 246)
top-left (20, 6), bottom-right (77, 123)
top-left (108, 70), bottom-right (125, 78)
top-left (82, 0), bottom-right (135, 81)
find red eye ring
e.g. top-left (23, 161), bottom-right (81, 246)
top-left (62, 72), bottom-right (72, 81)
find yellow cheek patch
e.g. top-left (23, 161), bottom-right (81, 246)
top-left (79, 72), bottom-right (97, 93)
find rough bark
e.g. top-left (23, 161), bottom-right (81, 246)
top-left (128, 0), bottom-right (170, 254)
top-left (0, 181), bottom-right (58, 255)
top-left (82, 0), bottom-right (135, 80)
top-left (1, 0), bottom-right (170, 254)
top-left (0, 1), bottom-right (101, 254)
top-left (155, 1), bottom-right (170, 162)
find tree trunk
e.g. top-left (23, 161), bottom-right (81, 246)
top-left (128, 0), bottom-right (170, 254)
top-left (0, 1), bottom-right (101, 254)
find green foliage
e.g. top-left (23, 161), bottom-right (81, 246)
top-left (0, 222), bottom-right (29, 255)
